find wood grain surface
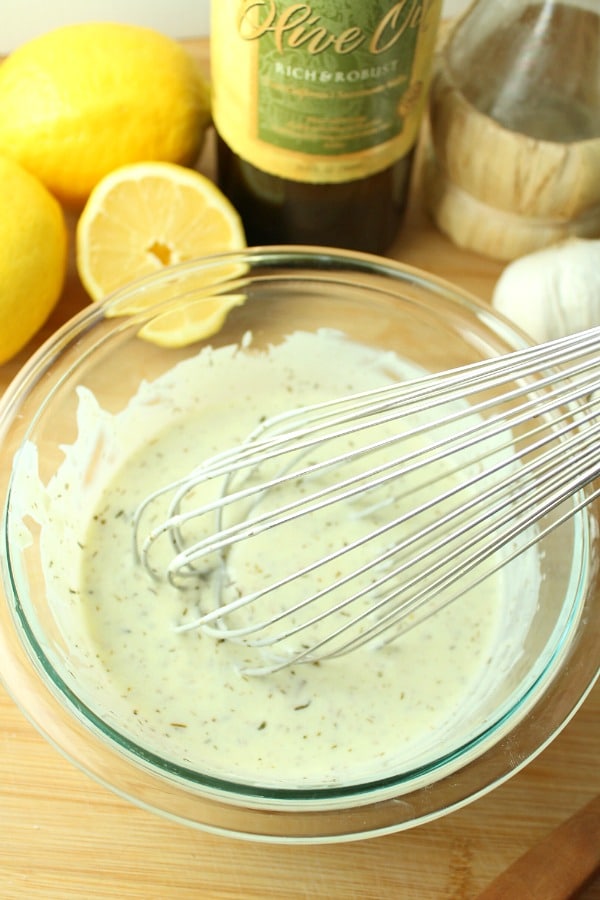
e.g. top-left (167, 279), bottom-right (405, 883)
top-left (0, 39), bottom-right (598, 900)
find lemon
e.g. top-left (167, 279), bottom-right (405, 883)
top-left (137, 294), bottom-right (247, 348)
top-left (0, 156), bottom-right (67, 364)
top-left (76, 160), bottom-right (246, 299)
top-left (0, 23), bottom-right (211, 207)
top-left (76, 161), bottom-right (247, 346)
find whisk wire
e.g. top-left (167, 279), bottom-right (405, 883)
top-left (134, 326), bottom-right (600, 562)
top-left (152, 355), bottom-right (599, 582)
top-left (186, 401), bottom-right (600, 650)
top-left (235, 430), bottom-right (600, 675)
top-left (133, 326), bottom-right (600, 674)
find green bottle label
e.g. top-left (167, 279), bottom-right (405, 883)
top-left (254, 2), bottom-right (423, 155)
top-left (212, 1), bottom-right (442, 183)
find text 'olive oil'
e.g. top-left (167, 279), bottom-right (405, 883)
top-left (211, 2), bottom-right (442, 252)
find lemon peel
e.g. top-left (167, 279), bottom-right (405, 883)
top-left (0, 23), bottom-right (211, 207)
top-left (0, 156), bottom-right (67, 364)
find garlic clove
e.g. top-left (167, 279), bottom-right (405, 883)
top-left (491, 239), bottom-right (600, 344)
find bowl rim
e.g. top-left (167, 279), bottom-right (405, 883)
top-left (1, 246), bottom-right (598, 839)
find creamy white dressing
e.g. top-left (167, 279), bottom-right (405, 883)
top-left (13, 329), bottom-right (541, 788)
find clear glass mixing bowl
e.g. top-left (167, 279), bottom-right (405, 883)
top-left (0, 247), bottom-right (598, 842)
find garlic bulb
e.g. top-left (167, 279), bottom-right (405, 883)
top-left (491, 239), bottom-right (600, 343)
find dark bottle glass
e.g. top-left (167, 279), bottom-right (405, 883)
top-left (211, 2), bottom-right (442, 254)
top-left (216, 134), bottom-right (414, 254)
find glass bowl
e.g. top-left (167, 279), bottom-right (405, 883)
top-left (0, 247), bottom-right (598, 843)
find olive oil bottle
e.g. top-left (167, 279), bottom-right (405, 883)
top-left (211, 2), bottom-right (442, 253)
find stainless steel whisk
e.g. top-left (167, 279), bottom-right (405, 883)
top-left (134, 326), bottom-right (600, 675)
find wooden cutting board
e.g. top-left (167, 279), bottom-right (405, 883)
top-left (0, 38), bottom-right (598, 900)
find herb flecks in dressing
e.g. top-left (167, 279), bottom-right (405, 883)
top-left (31, 330), bottom-right (541, 788)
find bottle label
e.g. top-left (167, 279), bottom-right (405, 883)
top-left (211, 1), bottom-right (442, 184)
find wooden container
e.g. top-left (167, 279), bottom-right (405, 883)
top-left (425, 2), bottom-right (600, 261)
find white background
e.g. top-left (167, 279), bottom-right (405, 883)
top-left (1, 1), bottom-right (471, 54)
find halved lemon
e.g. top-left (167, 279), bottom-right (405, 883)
top-left (137, 293), bottom-right (246, 348)
top-left (76, 161), bottom-right (246, 304)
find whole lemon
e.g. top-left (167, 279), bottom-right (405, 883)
top-left (0, 23), bottom-right (211, 207)
top-left (0, 156), bottom-right (68, 363)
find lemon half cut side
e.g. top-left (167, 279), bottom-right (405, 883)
top-left (76, 161), bottom-right (246, 301)
top-left (76, 161), bottom-right (248, 345)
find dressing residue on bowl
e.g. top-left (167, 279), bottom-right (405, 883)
top-left (8, 328), bottom-right (544, 790)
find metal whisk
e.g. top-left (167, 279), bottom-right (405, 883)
top-left (134, 326), bottom-right (600, 675)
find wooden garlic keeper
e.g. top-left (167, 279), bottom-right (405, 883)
top-left (425, 0), bottom-right (600, 261)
